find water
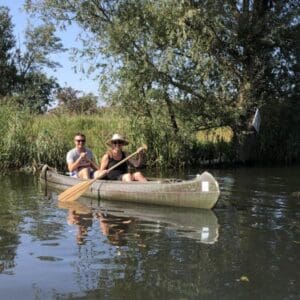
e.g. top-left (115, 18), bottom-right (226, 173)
top-left (0, 166), bottom-right (299, 299)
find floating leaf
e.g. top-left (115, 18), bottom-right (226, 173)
top-left (239, 276), bottom-right (249, 282)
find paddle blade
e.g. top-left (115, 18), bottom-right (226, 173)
top-left (58, 179), bottom-right (94, 202)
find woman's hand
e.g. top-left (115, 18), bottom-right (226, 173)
top-left (94, 169), bottom-right (108, 179)
top-left (137, 145), bottom-right (147, 153)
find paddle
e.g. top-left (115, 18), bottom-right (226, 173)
top-left (58, 145), bottom-right (147, 202)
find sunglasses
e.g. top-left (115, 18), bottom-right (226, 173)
top-left (75, 139), bottom-right (86, 143)
top-left (112, 140), bottom-right (124, 145)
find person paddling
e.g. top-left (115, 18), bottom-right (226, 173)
top-left (95, 133), bottom-right (147, 181)
top-left (66, 133), bottom-right (99, 179)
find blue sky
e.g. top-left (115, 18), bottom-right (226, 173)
top-left (1, 0), bottom-right (100, 96)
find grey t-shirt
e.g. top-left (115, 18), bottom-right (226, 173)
top-left (66, 147), bottom-right (94, 167)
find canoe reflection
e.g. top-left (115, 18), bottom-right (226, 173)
top-left (87, 200), bottom-right (219, 244)
top-left (57, 195), bottom-right (220, 245)
top-left (58, 200), bottom-right (136, 246)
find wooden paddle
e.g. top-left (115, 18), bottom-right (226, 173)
top-left (58, 145), bottom-right (147, 202)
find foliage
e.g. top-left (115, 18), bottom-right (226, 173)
top-left (25, 0), bottom-right (300, 164)
top-left (0, 6), bottom-right (66, 113)
top-left (55, 87), bottom-right (99, 114)
top-left (13, 72), bottom-right (59, 114)
top-left (0, 105), bottom-right (132, 170)
top-left (258, 97), bottom-right (300, 164)
top-left (21, 23), bottom-right (66, 72)
top-left (0, 104), bottom-right (33, 169)
top-left (0, 6), bottom-right (17, 97)
top-left (0, 104), bottom-right (229, 170)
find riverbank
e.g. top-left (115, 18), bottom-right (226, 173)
top-left (1, 105), bottom-right (299, 172)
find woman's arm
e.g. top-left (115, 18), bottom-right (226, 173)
top-left (99, 153), bottom-right (109, 171)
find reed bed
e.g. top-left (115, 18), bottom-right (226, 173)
top-left (0, 105), bottom-right (235, 172)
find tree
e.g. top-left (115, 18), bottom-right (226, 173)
top-left (16, 23), bottom-right (66, 76)
top-left (0, 6), bottom-right (17, 97)
top-left (12, 23), bottom-right (66, 113)
top-left (56, 86), bottom-right (98, 114)
top-left (0, 6), bottom-right (66, 113)
top-left (13, 72), bottom-right (59, 114)
top-left (25, 0), bottom-right (300, 162)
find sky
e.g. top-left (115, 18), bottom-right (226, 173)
top-left (1, 0), bottom-right (100, 96)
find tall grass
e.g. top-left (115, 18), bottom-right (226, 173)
top-left (3, 102), bottom-right (297, 172)
top-left (0, 105), bottom-right (131, 171)
top-left (0, 105), bottom-right (33, 169)
top-left (0, 104), bottom-right (236, 172)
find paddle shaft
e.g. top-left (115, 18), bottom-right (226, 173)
top-left (101, 147), bottom-right (144, 177)
top-left (90, 147), bottom-right (145, 184)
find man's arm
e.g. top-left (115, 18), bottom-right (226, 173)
top-left (67, 152), bottom-right (89, 172)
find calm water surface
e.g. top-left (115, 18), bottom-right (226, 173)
top-left (0, 166), bottom-right (299, 299)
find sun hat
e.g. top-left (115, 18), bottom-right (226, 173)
top-left (106, 133), bottom-right (129, 146)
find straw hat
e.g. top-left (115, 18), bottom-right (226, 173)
top-left (106, 133), bottom-right (129, 146)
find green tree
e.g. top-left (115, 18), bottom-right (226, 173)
top-left (17, 23), bottom-right (65, 76)
top-left (13, 23), bottom-right (66, 113)
top-left (56, 86), bottom-right (98, 114)
top-left (0, 7), bottom-right (65, 113)
top-left (26, 0), bottom-right (300, 163)
top-left (13, 72), bottom-right (59, 114)
top-left (0, 6), bottom-right (17, 97)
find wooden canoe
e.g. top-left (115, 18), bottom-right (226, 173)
top-left (40, 164), bottom-right (220, 209)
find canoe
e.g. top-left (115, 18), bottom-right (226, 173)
top-left (40, 164), bottom-right (220, 209)
top-left (56, 197), bottom-right (219, 244)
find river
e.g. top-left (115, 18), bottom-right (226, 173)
top-left (0, 166), bottom-right (299, 299)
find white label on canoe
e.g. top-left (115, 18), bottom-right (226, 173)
top-left (202, 181), bottom-right (209, 192)
top-left (201, 227), bottom-right (209, 240)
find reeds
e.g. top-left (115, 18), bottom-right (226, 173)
top-left (1, 104), bottom-right (271, 172)
top-left (0, 105), bottom-right (131, 171)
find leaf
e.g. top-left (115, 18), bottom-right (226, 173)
top-left (237, 275), bottom-right (250, 282)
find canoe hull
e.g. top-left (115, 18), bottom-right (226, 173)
top-left (40, 165), bottom-right (220, 209)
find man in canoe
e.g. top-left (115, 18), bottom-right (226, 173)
top-left (66, 133), bottom-right (99, 179)
top-left (95, 133), bottom-right (147, 181)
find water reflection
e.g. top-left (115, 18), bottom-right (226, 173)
top-left (215, 166), bottom-right (300, 210)
top-left (56, 193), bottom-right (219, 245)
top-left (64, 203), bottom-right (93, 245)
top-left (1, 168), bottom-right (299, 299)
top-left (97, 212), bottom-right (136, 246)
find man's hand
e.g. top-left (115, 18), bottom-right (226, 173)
top-left (80, 152), bottom-right (88, 160)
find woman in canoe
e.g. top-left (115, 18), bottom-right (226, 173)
top-left (95, 133), bottom-right (147, 181)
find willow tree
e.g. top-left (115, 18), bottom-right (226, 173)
top-left (25, 0), bottom-right (299, 163)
